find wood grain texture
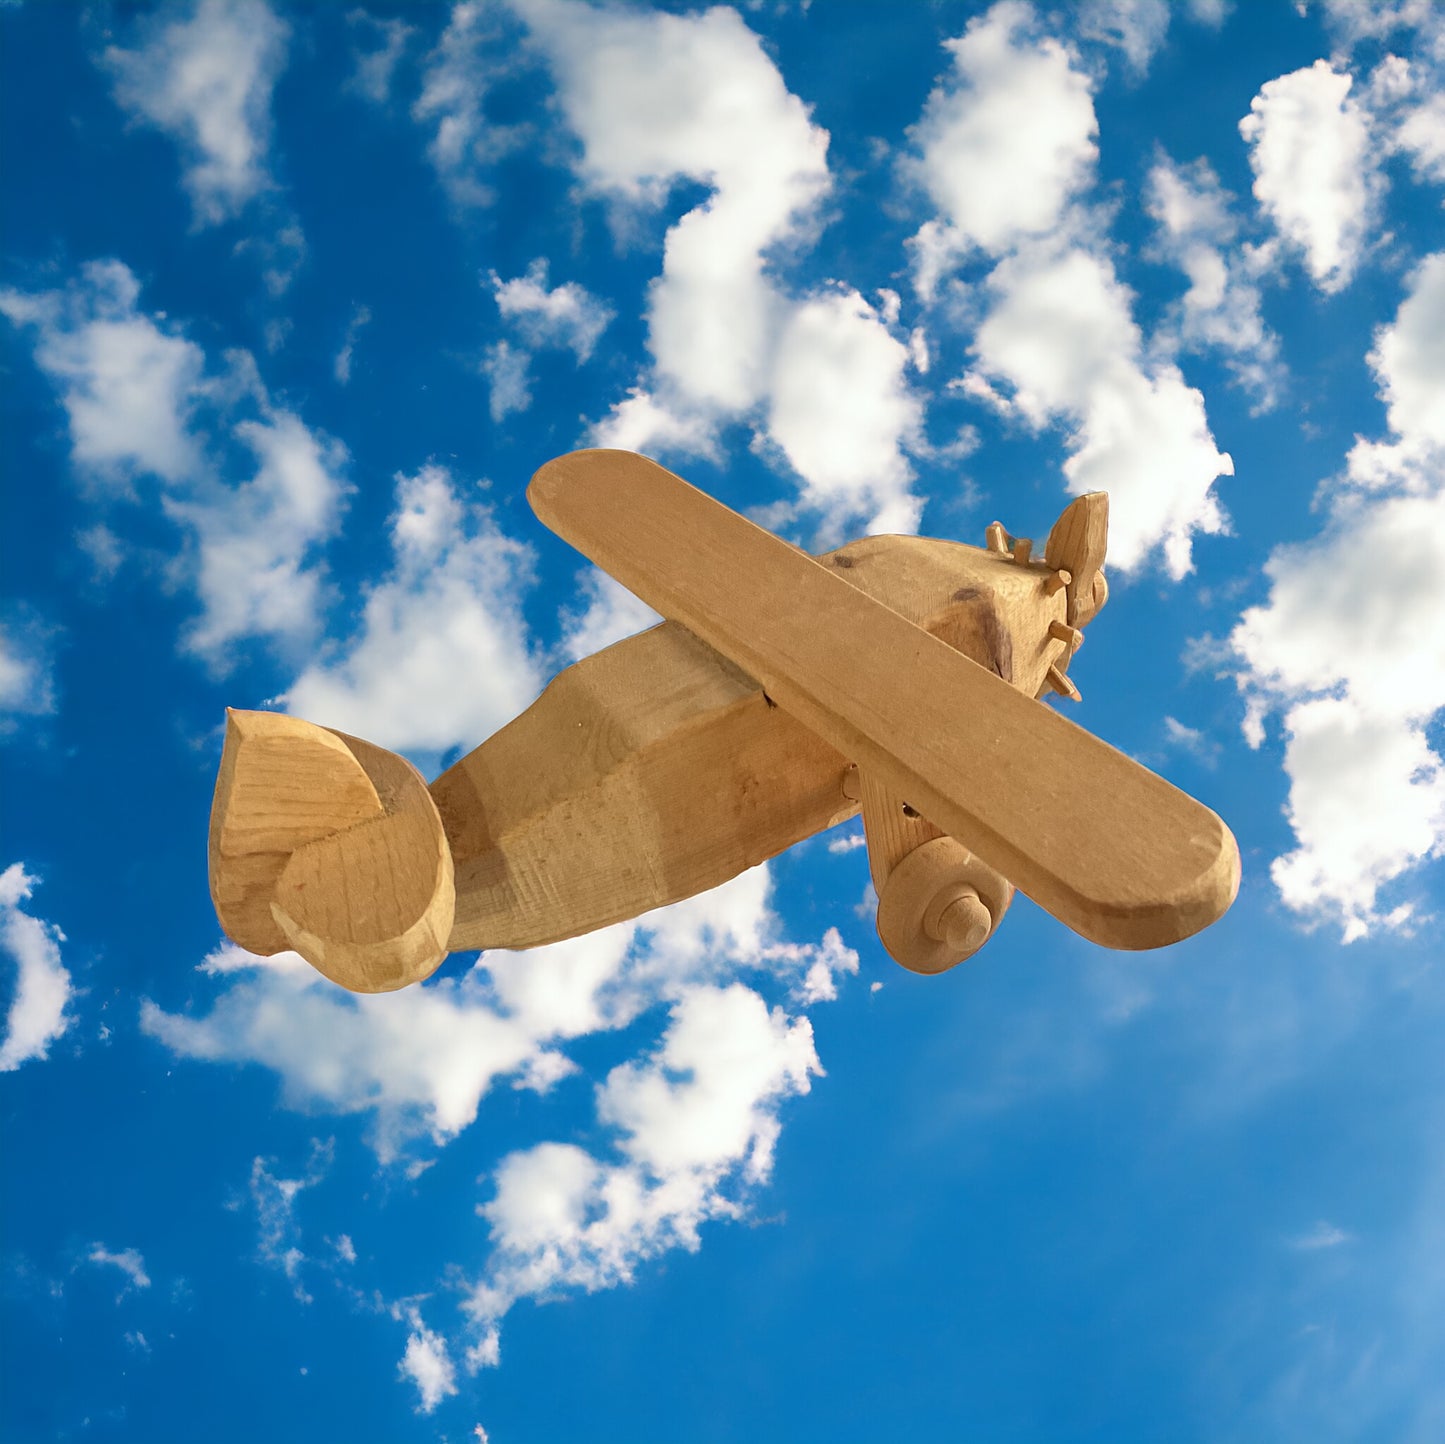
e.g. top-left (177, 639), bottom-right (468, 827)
top-left (529, 449), bottom-right (1240, 951)
top-left (431, 529), bottom-right (1045, 951)
top-left (1045, 493), bottom-right (1109, 628)
top-left (209, 711), bottom-right (453, 990)
top-left (271, 732), bottom-right (454, 993)
top-left (209, 709), bottom-right (384, 955)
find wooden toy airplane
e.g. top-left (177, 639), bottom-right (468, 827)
top-left (208, 449), bottom-right (1239, 994)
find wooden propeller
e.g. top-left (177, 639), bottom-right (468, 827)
top-left (209, 449), bottom-right (1239, 991)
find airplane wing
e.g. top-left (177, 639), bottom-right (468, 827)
top-left (529, 449), bottom-right (1239, 951)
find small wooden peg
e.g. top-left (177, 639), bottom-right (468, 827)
top-left (1044, 569), bottom-right (1071, 596)
top-left (1011, 537), bottom-right (1033, 565)
top-left (985, 521), bottom-right (1009, 554)
top-left (1045, 663), bottom-right (1081, 702)
top-left (1049, 620), bottom-right (1084, 649)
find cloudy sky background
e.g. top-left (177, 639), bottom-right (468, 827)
top-left (3, 0), bottom-right (1444, 1439)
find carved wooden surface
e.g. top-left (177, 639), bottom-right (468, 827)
top-left (432, 527), bottom-right (1053, 951)
top-left (528, 449), bottom-right (1240, 951)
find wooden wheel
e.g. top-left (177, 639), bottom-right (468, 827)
top-left (875, 836), bottom-right (1013, 974)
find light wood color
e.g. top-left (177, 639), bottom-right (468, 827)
top-left (208, 449), bottom-right (1240, 986)
top-left (1046, 493), bottom-right (1109, 628)
top-left (432, 525), bottom-right (1057, 951)
top-left (1045, 663), bottom-right (1082, 702)
top-left (875, 837), bottom-right (1014, 975)
top-left (271, 732), bottom-right (454, 993)
top-left (859, 771), bottom-right (1013, 973)
top-left (529, 450), bottom-right (1239, 951)
top-left (209, 710), bottom-right (384, 955)
top-left (210, 712), bottom-right (453, 991)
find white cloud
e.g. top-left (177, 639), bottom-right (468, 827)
top-left (766, 287), bottom-right (925, 539)
top-left (589, 387), bottom-right (721, 460)
top-left (480, 339), bottom-right (532, 422)
top-left (398, 1308), bottom-right (459, 1413)
top-left (901, 7), bottom-right (1230, 575)
top-left (0, 260), bottom-right (206, 486)
top-left (0, 617), bottom-right (56, 725)
top-left (1290, 1220), bottom-right (1354, 1250)
top-left (85, 1245), bottom-right (151, 1296)
top-left (1398, 89), bottom-right (1445, 185)
top-left (520, 0), bottom-right (918, 524)
top-left (969, 244), bottom-right (1232, 576)
top-left (1232, 255), bottom-right (1445, 937)
top-left (250, 1139), bottom-right (332, 1303)
top-left (333, 303), bottom-right (371, 386)
top-left (143, 958), bottom-right (549, 1164)
top-left (103, 0), bottom-right (290, 226)
top-left (347, 12), bottom-right (414, 105)
top-left (283, 465), bottom-right (541, 758)
top-left (171, 409), bottom-right (349, 662)
top-left (413, 1), bottom-right (526, 206)
top-left (599, 983), bottom-right (819, 1177)
top-left (490, 259), bottom-right (613, 362)
top-left (1162, 715), bottom-right (1219, 766)
top-left (555, 567), bottom-right (662, 664)
top-left (1360, 252), bottom-right (1445, 455)
top-left (0, 865), bottom-right (75, 1073)
top-left (1308, 0), bottom-right (1445, 55)
top-left (143, 865), bottom-right (854, 1167)
top-left (462, 981), bottom-right (820, 1369)
top-left (521, 0), bottom-right (828, 411)
top-left (904, 1), bottom-right (1098, 287)
top-left (1078, 0), bottom-right (1170, 73)
top-left (0, 261), bottom-right (348, 667)
top-left (1146, 154), bottom-right (1282, 408)
top-left (1239, 61), bottom-right (1381, 293)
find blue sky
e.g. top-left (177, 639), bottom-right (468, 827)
top-left (2, 0), bottom-right (1444, 1439)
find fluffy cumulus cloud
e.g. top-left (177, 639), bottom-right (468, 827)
top-left (282, 465), bottom-right (541, 758)
top-left (1078, 0), bottom-right (1170, 74)
top-left (1232, 254), bottom-right (1445, 937)
top-left (0, 260), bottom-right (348, 667)
top-left (1146, 154), bottom-right (1281, 408)
top-left (0, 618), bottom-right (56, 728)
top-left (481, 260), bottom-right (614, 421)
top-left (85, 1245), bottom-right (152, 1296)
top-left (1239, 60), bottom-right (1381, 293)
top-left (491, 259), bottom-right (613, 362)
top-left (0, 260), bottom-right (207, 485)
top-left (1309, 0), bottom-right (1445, 54)
top-left (905, 0), bottom-right (1098, 291)
top-left (905, 5), bottom-right (1231, 576)
top-left (460, 981), bottom-right (821, 1379)
top-left (507, 0), bottom-right (925, 533)
top-left (766, 287), bottom-right (924, 536)
top-left (172, 410), bottom-right (348, 661)
top-left (413, 0), bottom-right (527, 206)
top-left (967, 245), bottom-right (1232, 575)
top-left (145, 872), bottom-right (856, 1164)
top-left (103, 0), bottom-right (291, 226)
top-left (518, 0), bottom-right (829, 411)
top-left (398, 1309), bottom-right (459, 1413)
top-left (144, 867), bottom-right (857, 1407)
top-left (0, 865), bottom-right (75, 1072)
